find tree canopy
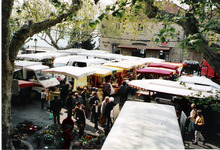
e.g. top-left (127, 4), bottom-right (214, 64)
top-left (10, 0), bottom-right (101, 49)
top-left (99, 0), bottom-right (220, 75)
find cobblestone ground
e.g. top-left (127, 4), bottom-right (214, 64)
top-left (11, 94), bottom-right (220, 149)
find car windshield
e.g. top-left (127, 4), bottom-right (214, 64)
top-left (36, 70), bottom-right (52, 81)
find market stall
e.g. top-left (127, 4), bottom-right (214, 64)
top-left (17, 52), bottom-right (70, 67)
top-left (147, 62), bottom-right (184, 75)
top-left (102, 101), bottom-right (184, 149)
top-left (42, 66), bottom-right (95, 96)
top-left (179, 75), bottom-right (220, 92)
top-left (128, 79), bottom-right (219, 99)
top-left (103, 60), bottom-right (147, 80)
top-left (137, 67), bottom-right (176, 76)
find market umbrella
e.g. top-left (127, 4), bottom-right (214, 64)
top-left (137, 67), bottom-right (176, 76)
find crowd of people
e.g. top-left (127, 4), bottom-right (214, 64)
top-left (40, 78), bottom-right (131, 149)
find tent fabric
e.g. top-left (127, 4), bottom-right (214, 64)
top-left (103, 62), bottom-right (134, 70)
top-left (88, 67), bottom-right (113, 77)
top-left (99, 66), bottom-right (123, 73)
top-left (128, 79), bottom-right (218, 98)
top-left (148, 63), bottom-right (179, 70)
top-left (42, 66), bottom-right (95, 79)
top-left (161, 62), bottom-right (184, 68)
top-left (17, 52), bottom-right (70, 61)
top-left (102, 101), bottom-right (184, 150)
top-left (18, 80), bottom-right (35, 88)
top-left (179, 76), bottom-right (220, 91)
top-left (137, 67), bottom-right (176, 76)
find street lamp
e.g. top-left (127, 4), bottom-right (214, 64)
top-left (34, 38), bottom-right (37, 54)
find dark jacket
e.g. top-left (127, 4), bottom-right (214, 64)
top-left (104, 102), bottom-right (116, 117)
top-left (92, 104), bottom-right (101, 116)
top-left (89, 96), bottom-right (100, 107)
top-left (66, 96), bottom-right (74, 109)
top-left (61, 117), bottom-right (74, 131)
top-left (75, 109), bottom-right (86, 124)
top-left (50, 99), bottom-right (61, 114)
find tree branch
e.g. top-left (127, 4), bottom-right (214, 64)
top-left (9, 0), bottom-right (83, 62)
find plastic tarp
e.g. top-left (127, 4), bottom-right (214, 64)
top-left (102, 101), bottom-right (184, 150)
top-left (128, 79), bottom-right (218, 98)
top-left (137, 67), bottom-right (176, 76)
top-left (42, 66), bottom-right (95, 79)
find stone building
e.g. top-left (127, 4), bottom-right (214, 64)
top-left (99, 2), bottom-right (203, 63)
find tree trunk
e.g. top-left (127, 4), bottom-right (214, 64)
top-left (2, 61), bottom-right (14, 150)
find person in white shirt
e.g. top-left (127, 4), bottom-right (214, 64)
top-left (187, 103), bottom-right (197, 135)
top-left (100, 97), bottom-right (110, 127)
top-left (41, 89), bottom-right (47, 109)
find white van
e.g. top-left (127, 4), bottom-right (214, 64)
top-left (13, 61), bottom-right (60, 99)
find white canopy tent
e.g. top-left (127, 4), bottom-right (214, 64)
top-left (87, 66), bottom-right (114, 77)
top-left (42, 66), bottom-right (95, 80)
top-left (179, 76), bottom-right (220, 91)
top-left (102, 101), bottom-right (184, 150)
top-left (56, 48), bottom-right (88, 55)
top-left (103, 62), bottom-right (136, 70)
top-left (140, 57), bottom-right (165, 63)
top-left (77, 52), bottom-right (125, 61)
top-left (128, 79), bottom-right (219, 98)
top-left (17, 52), bottom-right (70, 61)
top-left (53, 55), bottom-right (88, 67)
top-left (15, 60), bottom-right (42, 68)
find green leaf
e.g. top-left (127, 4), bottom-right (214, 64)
top-left (16, 9), bottom-right (22, 14)
top-left (89, 21), bottom-right (99, 29)
top-left (155, 38), bottom-right (159, 43)
top-left (98, 13), bottom-right (105, 21)
top-left (132, 0), bottom-right (136, 5)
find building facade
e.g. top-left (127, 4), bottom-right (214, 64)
top-left (99, 3), bottom-right (203, 63)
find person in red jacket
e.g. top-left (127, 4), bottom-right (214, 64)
top-left (62, 124), bottom-right (72, 149)
top-left (61, 114), bottom-right (74, 149)
top-left (61, 114), bottom-right (74, 131)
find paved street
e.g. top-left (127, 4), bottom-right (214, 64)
top-left (11, 94), bottom-right (220, 149)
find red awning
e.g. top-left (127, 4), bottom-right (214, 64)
top-left (18, 80), bottom-right (35, 88)
top-left (148, 63), bottom-right (179, 70)
top-left (137, 67), bottom-right (176, 76)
